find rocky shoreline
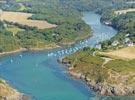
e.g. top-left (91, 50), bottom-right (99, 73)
top-left (69, 71), bottom-right (135, 96)
top-left (59, 58), bottom-right (135, 96)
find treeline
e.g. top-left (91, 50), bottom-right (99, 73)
top-left (0, 21), bottom-right (20, 52)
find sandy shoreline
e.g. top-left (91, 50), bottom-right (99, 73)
top-left (28, 45), bottom-right (61, 51)
top-left (0, 45), bottom-right (61, 56)
top-left (0, 48), bottom-right (27, 56)
top-left (0, 79), bottom-right (29, 100)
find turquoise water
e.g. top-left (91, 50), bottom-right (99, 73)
top-left (0, 12), bottom-right (121, 100)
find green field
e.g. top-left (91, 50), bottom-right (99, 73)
top-left (6, 26), bottom-right (24, 35)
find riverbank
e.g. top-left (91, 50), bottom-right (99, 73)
top-left (68, 70), bottom-right (135, 96)
top-left (0, 48), bottom-right (27, 56)
top-left (0, 79), bottom-right (29, 100)
top-left (0, 44), bottom-right (60, 56)
top-left (100, 9), bottom-right (135, 50)
top-left (0, 32), bottom-right (92, 56)
top-left (59, 48), bottom-right (135, 96)
top-left (59, 33), bottom-right (92, 46)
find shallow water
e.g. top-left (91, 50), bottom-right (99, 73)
top-left (0, 12), bottom-right (124, 100)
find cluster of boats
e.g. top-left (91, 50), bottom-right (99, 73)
top-left (47, 40), bottom-right (89, 57)
top-left (10, 54), bottom-right (23, 63)
top-left (9, 39), bottom-right (90, 63)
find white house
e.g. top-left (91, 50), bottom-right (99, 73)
top-left (95, 44), bottom-right (101, 49)
top-left (124, 38), bottom-right (134, 46)
top-left (112, 40), bottom-right (119, 46)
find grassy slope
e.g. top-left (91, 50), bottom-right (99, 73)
top-left (100, 46), bottom-right (135, 60)
top-left (62, 48), bottom-right (135, 94)
top-left (62, 48), bottom-right (105, 83)
top-left (6, 26), bottom-right (24, 35)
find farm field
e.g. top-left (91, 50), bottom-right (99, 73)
top-left (0, 0), bottom-right (6, 3)
top-left (115, 8), bottom-right (135, 15)
top-left (127, 1), bottom-right (135, 4)
top-left (101, 46), bottom-right (135, 60)
top-left (0, 11), bottom-right (57, 29)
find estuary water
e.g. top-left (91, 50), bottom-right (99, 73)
top-left (0, 12), bottom-right (117, 100)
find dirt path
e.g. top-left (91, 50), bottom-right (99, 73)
top-left (115, 9), bottom-right (135, 15)
top-left (101, 57), bottom-right (112, 68)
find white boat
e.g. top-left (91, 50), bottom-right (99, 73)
top-left (19, 54), bottom-right (23, 58)
top-left (69, 48), bottom-right (72, 53)
top-left (48, 53), bottom-right (51, 56)
top-left (48, 52), bottom-right (54, 57)
top-left (57, 51), bottom-right (61, 56)
top-left (75, 47), bottom-right (79, 50)
top-left (10, 59), bottom-right (13, 63)
top-left (65, 49), bottom-right (68, 54)
top-left (85, 40), bottom-right (88, 43)
top-left (61, 50), bottom-right (64, 55)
